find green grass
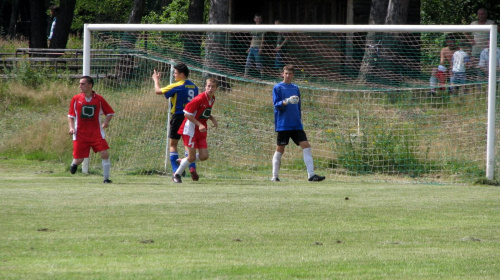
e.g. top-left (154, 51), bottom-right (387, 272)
top-left (1, 159), bottom-right (499, 279)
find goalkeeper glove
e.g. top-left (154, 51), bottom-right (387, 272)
top-left (289, 95), bottom-right (300, 104)
top-left (283, 97), bottom-right (290, 105)
top-left (283, 95), bottom-right (299, 105)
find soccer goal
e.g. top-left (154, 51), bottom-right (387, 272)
top-left (81, 23), bottom-right (498, 183)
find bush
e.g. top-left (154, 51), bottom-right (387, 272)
top-left (328, 119), bottom-right (430, 175)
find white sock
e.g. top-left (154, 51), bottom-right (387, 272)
top-left (102, 158), bottom-right (111, 180)
top-left (72, 159), bottom-right (78, 165)
top-left (272, 151), bottom-right (282, 178)
top-left (175, 158), bottom-right (192, 176)
top-left (303, 147), bottom-right (315, 178)
top-left (184, 151), bottom-right (200, 162)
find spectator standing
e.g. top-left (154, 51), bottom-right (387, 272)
top-left (478, 39), bottom-right (500, 79)
top-left (451, 42), bottom-right (472, 95)
top-left (429, 34), bottom-right (458, 95)
top-left (48, 5), bottom-right (59, 41)
top-left (467, 8), bottom-right (496, 59)
top-left (244, 13), bottom-right (265, 78)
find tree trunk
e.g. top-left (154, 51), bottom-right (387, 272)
top-left (368, 0), bottom-right (389, 24)
top-left (49, 0), bottom-right (76, 49)
top-left (128, 0), bottom-right (146, 24)
top-left (385, 0), bottom-right (409, 24)
top-left (205, 0), bottom-right (230, 87)
top-left (382, 0), bottom-right (411, 88)
top-left (113, 0), bottom-right (146, 81)
top-left (184, 0), bottom-right (205, 59)
top-left (358, 0), bottom-right (388, 82)
top-left (8, 0), bottom-right (20, 39)
top-left (358, 0), bottom-right (410, 84)
top-left (29, 0), bottom-right (47, 48)
top-left (7, 0), bottom-right (30, 39)
top-left (188, 0), bottom-right (204, 23)
top-left (209, 0), bottom-right (229, 24)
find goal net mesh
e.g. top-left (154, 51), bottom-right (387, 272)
top-left (85, 27), bottom-right (499, 183)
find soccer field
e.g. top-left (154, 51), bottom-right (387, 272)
top-left (1, 159), bottom-right (499, 279)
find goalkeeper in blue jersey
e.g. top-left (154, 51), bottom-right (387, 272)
top-left (271, 65), bottom-right (325, 182)
top-left (152, 63), bottom-right (198, 179)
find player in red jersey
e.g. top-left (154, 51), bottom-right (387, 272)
top-left (68, 76), bottom-right (115, 183)
top-left (172, 77), bottom-right (219, 183)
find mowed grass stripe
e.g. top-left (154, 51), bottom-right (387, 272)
top-left (1, 169), bottom-right (499, 279)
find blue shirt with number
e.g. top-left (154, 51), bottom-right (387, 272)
top-left (161, 79), bottom-right (198, 115)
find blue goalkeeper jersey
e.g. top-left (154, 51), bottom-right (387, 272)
top-left (161, 79), bottom-right (198, 115)
top-left (273, 82), bottom-right (303, 131)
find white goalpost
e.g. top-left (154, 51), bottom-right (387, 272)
top-left (81, 23), bottom-right (498, 182)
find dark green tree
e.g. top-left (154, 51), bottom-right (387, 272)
top-left (422, 0), bottom-right (500, 25)
top-left (29, 0), bottom-right (47, 48)
top-left (128, 0), bottom-right (146, 23)
top-left (49, 0), bottom-right (77, 49)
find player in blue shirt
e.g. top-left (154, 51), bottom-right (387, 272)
top-left (152, 63), bottom-right (199, 179)
top-left (272, 65), bottom-right (325, 182)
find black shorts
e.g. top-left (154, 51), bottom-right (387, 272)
top-left (277, 130), bottom-right (308, 146)
top-left (169, 113), bottom-right (185, 140)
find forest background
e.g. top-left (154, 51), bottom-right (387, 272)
top-left (1, 0), bottom-right (499, 50)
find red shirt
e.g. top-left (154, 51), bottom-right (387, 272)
top-left (68, 91), bottom-right (115, 142)
top-left (178, 92), bottom-right (215, 137)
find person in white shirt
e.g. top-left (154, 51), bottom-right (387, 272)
top-left (467, 8), bottom-right (497, 59)
top-left (478, 39), bottom-right (500, 79)
top-left (451, 43), bottom-right (472, 95)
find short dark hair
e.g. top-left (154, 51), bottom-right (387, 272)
top-left (458, 40), bottom-right (470, 48)
top-left (50, 5), bottom-right (60, 16)
top-left (283, 64), bottom-right (295, 73)
top-left (174, 63), bottom-right (189, 78)
top-left (80, 76), bottom-right (94, 86)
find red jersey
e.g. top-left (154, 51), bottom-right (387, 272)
top-left (68, 91), bottom-right (115, 142)
top-left (178, 92), bottom-right (215, 137)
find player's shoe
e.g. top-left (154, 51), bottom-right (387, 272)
top-left (189, 167), bottom-right (199, 181)
top-left (103, 179), bottom-right (113, 184)
top-left (271, 177), bottom-right (280, 182)
top-left (308, 174), bottom-right (325, 182)
top-left (175, 159), bottom-right (186, 177)
top-left (172, 173), bottom-right (182, 183)
top-left (70, 164), bottom-right (77, 174)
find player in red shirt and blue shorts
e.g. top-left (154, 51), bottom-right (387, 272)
top-left (68, 76), bottom-right (115, 183)
top-left (172, 77), bottom-right (219, 183)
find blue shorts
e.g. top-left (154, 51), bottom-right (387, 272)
top-left (451, 72), bottom-right (466, 85)
top-left (245, 47), bottom-right (263, 70)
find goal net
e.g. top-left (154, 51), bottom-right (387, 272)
top-left (82, 24), bottom-right (498, 183)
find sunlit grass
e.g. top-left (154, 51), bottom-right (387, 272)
top-left (0, 159), bottom-right (499, 279)
top-left (0, 37), bottom-right (28, 53)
